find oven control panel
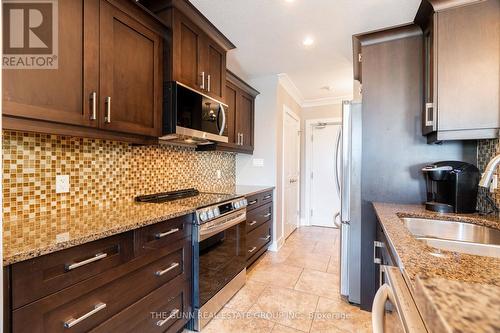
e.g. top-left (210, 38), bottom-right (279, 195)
top-left (196, 197), bottom-right (247, 224)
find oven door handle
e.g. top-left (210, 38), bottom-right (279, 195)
top-left (198, 210), bottom-right (246, 241)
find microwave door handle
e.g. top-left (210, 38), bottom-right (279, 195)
top-left (219, 104), bottom-right (226, 136)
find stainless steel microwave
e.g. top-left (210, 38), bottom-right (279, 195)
top-left (159, 81), bottom-right (228, 145)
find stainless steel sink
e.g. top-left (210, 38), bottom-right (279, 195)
top-left (401, 217), bottom-right (500, 258)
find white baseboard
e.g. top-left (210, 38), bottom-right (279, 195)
top-left (300, 217), bottom-right (309, 227)
top-left (268, 236), bottom-right (285, 252)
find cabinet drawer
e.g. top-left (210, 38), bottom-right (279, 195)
top-left (11, 232), bottom-right (134, 309)
top-left (246, 190), bottom-right (273, 211)
top-left (246, 221), bottom-right (272, 260)
top-left (136, 214), bottom-right (193, 255)
top-left (90, 276), bottom-right (191, 333)
top-left (246, 202), bottom-right (272, 233)
top-left (12, 240), bottom-right (190, 333)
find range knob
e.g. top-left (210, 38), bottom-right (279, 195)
top-left (207, 208), bottom-right (214, 219)
top-left (234, 201), bottom-right (241, 209)
top-left (199, 211), bottom-right (208, 222)
top-left (213, 207), bottom-right (220, 217)
top-left (240, 199), bottom-right (247, 207)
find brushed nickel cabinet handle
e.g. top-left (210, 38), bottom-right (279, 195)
top-left (155, 228), bottom-right (179, 239)
top-left (263, 195), bottom-right (272, 200)
top-left (248, 246), bottom-right (257, 253)
top-left (263, 213), bottom-right (271, 218)
top-left (90, 91), bottom-right (97, 120)
top-left (241, 133), bottom-right (244, 146)
top-left (261, 235), bottom-right (271, 241)
top-left (155, 262), bottom-right (180, 277)
top-left (64, 303), bottom-right (107, 328)
top-left (156, 309), bottom-right (180, 327)
top-left (248, 200), bottom-right (257, 206)
top-left (249, 221), bottom-right (257, 226)
top-left (65, 252), bottom-right (107, 271)
top-left (104, 96), bottom-right (111, 123)
top-left (207, 74), bottom-right (211, 92)
top-left (200, 72), bottom-right (205, 90)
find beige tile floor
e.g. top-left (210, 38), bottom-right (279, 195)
top-left (188, 226), bottom-right (372, 333)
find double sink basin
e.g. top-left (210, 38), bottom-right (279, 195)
top-left (402, 217), bottom-right (500, 258)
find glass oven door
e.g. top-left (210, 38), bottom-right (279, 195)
top-left (198, 221), bottom-right (246, 307)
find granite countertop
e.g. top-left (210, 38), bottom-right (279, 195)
top-left (235, 185), bottom-right (275, 197)
top-left (2, 186), bottom-right (275, 266)
top-left (373, 203), bottom-right (500, 333)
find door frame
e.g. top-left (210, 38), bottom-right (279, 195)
top-left (304, 117), bottom-right (342, 227)
top-left (282, 105), bottom-right (301, 240)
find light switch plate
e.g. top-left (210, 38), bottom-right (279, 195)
top-left (252, 158), bottom-right (264, 167)
top-left (56, 175), bottom-right (70, 193)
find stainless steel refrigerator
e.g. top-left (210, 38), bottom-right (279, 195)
top-left (339, 100), bottom-right (362, 304)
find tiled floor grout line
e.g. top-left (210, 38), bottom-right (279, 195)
top-left (308, 296), bottom-right (322, 333)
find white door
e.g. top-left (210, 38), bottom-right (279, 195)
top-left (283, 108), bottom-right (300, 239)
top-left (310, 123), bottom-right (342, 227)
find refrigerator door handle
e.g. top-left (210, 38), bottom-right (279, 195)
top-left (334, 128), bottom-right (342, 196)
top-left (341, 101), bottom-right (352, 222)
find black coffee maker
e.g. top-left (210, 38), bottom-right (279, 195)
top-left (422, 161), bottom-right (480, 213)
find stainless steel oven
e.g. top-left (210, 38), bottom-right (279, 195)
top-left (191, 197), bottom-right (248, 331)
top-left (160, 81), bottom-right (228, 145)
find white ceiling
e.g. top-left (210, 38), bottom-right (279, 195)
top-left (191, 0), bottom-right (421, 103)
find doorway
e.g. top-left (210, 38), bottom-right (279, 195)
top-left (283, 106), bottom-right (301, 239)
top-left (305, 119), bottom-right (342, 228)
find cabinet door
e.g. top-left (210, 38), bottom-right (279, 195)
top-left (225, 82), bottom-right (238, 144)
top-left (172, 12), bottom-right (203, 91)
top-left (236, 92), bottom-right (254, 151)
top-left (99, 0), bottom-right (162, 136)
top-left (205, 39), bottom-right (226, 101)
top-left (422, 14), bottom-right (436, 135)
top-left (2, 0), bottom-right (99, 127)
top-left (436, 0), bottom-right (499, 132)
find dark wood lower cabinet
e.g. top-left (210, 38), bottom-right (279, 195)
top-left (245, 190), bottom-right (274, 267)
top-left (6, 214), bottom-right (194, 333)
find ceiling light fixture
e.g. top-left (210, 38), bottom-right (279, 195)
top-left (302, 36), bottom-right (314, 46)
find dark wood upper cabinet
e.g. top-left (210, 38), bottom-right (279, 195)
top-left (415, 0), bottom-right (500, 143)
top-left (205, 40), bottom-right (226, 100)
top-left (99, 0), bottom-right (162, 137)
top-left (2, 0), bottom-right (99, 128)
top-left (225, 82), bottom-right (238, 143)
top-left (198, 70), bottom-right (259, 154)
top-left (237, 92), bottom-right (254, 151)
top-left (3, 0), bottom-right (166, 143)
top-left (141, 0), bottom-right (235, 102)
top-left (173, 11), bottom-right (203, 90)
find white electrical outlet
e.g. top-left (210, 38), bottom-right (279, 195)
top-left (56, 175), bottom-right (70, 193)
top-left (253, 158), bottom-right (264, 167)
top-left (216, 170), bottom-right (222, 179)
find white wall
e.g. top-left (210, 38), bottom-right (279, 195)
top-left (300, 104), bottom-right (343, 223)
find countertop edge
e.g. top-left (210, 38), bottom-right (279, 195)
top-left (413, 277), bottom-right (453, 333)
top-left (3, 208), bottom-right (195, 266)
top-left (235, 186), bottom-right (275, 197)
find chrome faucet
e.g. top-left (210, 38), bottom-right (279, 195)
top-left (479, 154), bottom-right (500, 188)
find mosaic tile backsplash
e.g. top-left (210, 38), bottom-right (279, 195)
top-left (477, 138), bottom-right (500, 212)
top-left (3, 131), bottom-right (236, 221)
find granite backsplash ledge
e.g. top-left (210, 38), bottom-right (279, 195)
top-left (2, 130), bottom-right (236, 221)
